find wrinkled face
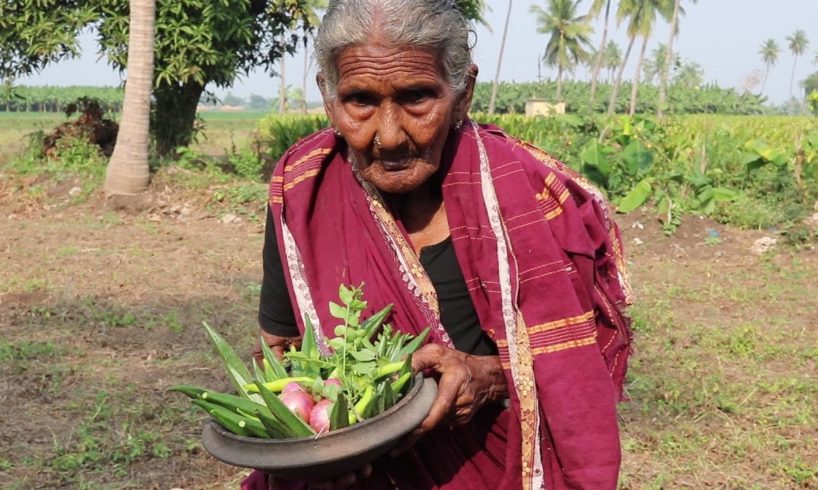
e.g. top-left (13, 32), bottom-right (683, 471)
top-left (322, 44), bottom-right (473, 194)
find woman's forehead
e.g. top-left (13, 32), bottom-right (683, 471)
top-left (336, 44), bottom-right (446, 85)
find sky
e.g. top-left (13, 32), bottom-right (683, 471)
top-left (18, 0), bottom-right (818, 105)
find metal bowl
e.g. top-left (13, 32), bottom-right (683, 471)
top-left (201, 373), bottom-right (437, 480)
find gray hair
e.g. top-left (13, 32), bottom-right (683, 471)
top-left (315, 0), bottom-right (473, 98)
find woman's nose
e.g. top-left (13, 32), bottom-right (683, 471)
top-left (375, 102), bottom-right (405, 150)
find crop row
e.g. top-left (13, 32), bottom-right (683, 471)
top-left (256, 113), bottom-right (818, 238)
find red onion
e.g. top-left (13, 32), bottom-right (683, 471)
top-left (282, 381), bottom-right (307, 394)
top-left (324, 378), bottom-right (342, 388)
top-left (279, 391), bottom-right (315, 422)
top-left (309, 399), bottom-right (334, 433)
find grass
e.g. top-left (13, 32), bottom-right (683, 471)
top-left (618, 250), bottom-right (818, 488)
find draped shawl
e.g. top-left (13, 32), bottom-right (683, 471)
top-left (265, 121), bottom-right (633, 490)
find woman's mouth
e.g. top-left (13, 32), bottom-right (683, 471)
top-left (376, 159), bottom-right (412, 171)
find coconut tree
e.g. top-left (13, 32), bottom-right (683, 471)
top-left (606, 4), bottom-right (639, 114)
top-left (603, 40), bottom-right (622, 83)
top-left (587, 0), bottom-right (612, 109)
top-left (299, 0), bottom-right (327, 114)
top-left (786, 29), bottom-right (809, 99)
top-left (488, 0), bottom-right (513, 115)
top-left (104, 0), bottom-right (155, 196)
top-left (642, 43), bottom-right (673, 85)
top-left (530, 0), bottom-right (594, 102)
top-left (759, 39), bottom-right (779, 94)
top-left (628, 0), bottom-right (673, 115)
top-left (673, 60), bottom-right (703, 88)
top-left (606, 0), bottom-right (672, 115)
top-left (656, 0), bottom-right (695, 117)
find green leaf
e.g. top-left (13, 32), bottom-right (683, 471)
top-left (580, 140), bottom-right (612, 176)
top-left (617, 178), bottom-right (653, 213)
top-left (301, 315), bottom-right (319, 361)
top-left (329, 301), bottom-right (347, 320)
top-left (349, 349), bottom-right (376, 362)
top-left (621, 141), bottom-right (654, 177)
top-left (338, 284), bottom-right (354, 305)
top-left (712, 187), bottom-right (738, 202)
top-left (329, 392), bottom-right (349, 431)
top-left (352, 361), bottom-right (376, 376)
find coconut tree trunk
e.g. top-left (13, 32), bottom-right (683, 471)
top-left (607, 34), bottom-right (636, 115)
top-left (279, 51), bottom-right (287, 113)
top-left (761, 64), bottom-right (770, 94)
top-left (589, 0), bottom-right (611, 109)
top-left (557, 65), bottom-right (564, 101)
top-left (657, 0), bottom-right (681, 117)
top-left (105, 0), bottom-right (155, 196)
top-left (302, 41), bottom-right (309, 114)
top-left (629, 35), bottom-right (650, 115)
top-left (489, 0), bottom-right (513, 115)
top-left (789, 56), bottom-right (798, 99)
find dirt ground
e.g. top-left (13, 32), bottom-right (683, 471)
top-left (1, 168), bottom-right (816, 489)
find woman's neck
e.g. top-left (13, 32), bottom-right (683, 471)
top-left (385, 183), bottom-right (449, 252)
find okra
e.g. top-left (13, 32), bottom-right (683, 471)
top-left (375, 361), bottom-right (406, 379)
top-left (260, 340), bottom-right (288, 379)
top-left (395, 327), bottom-right (431, 361)
top-left (361, 304), bottom-right (394, 339)
top-left (254, 376), bottom-right (315, 437)
top-left (202, 322), bottom-right (254, 398)
top-left (169, 385), bottom-right (274, 419)
top-left (254, 408), bottom-right (291, 438)
top-left (243, 376), bottom-right (315, 393)
top-left (192, 399), bottom-right (270, 438)
top-left (390, 371), bottom-right (412, 394)
top-left (168, 384), bottom-right (207, 399)
top-left (353, 384), bottom-right (375, 420)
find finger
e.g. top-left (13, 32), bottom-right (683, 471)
top-left (270, 345), bottom-right (285, 360)
top-left (417, 373), bottom-right (460, 433)
top-left (411, 343), bottom-right (443, 373)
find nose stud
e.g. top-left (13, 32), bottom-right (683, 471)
top-left (374, 136), bottom-right (383, 150)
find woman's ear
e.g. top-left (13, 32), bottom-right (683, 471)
top-left (316, 72), bottom-right (335, 125)
top-left (454, 64), bottom-right (479, 123)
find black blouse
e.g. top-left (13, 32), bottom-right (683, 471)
top-left (258, 207), bottom-right (498, 355)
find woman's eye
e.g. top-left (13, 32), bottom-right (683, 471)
top-left (400, 89), bottom-right (435, 106)
top-left (345, 93), bottom-right (375, 107)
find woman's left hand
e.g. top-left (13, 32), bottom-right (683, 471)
top-left (400, 344), bottom-right (507, 446)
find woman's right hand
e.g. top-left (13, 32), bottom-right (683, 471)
top-left (251, 329), bottom-right (302, 363)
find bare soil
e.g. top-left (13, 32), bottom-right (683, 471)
top-left (1, 171), bottom-right (816, 489)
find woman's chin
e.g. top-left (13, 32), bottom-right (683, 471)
top-left (361, 165), bottom-right (436, 195)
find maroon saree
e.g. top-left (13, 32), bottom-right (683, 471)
top-left (251, 121), bottom-right (632, 490)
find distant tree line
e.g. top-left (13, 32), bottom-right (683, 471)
top-left (471, 80), bottom-right (767, 115)
top-left (0, 85), bottom-right (123, 113)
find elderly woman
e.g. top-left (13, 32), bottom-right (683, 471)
top-left (246, 1), bottom-right (632, 489)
